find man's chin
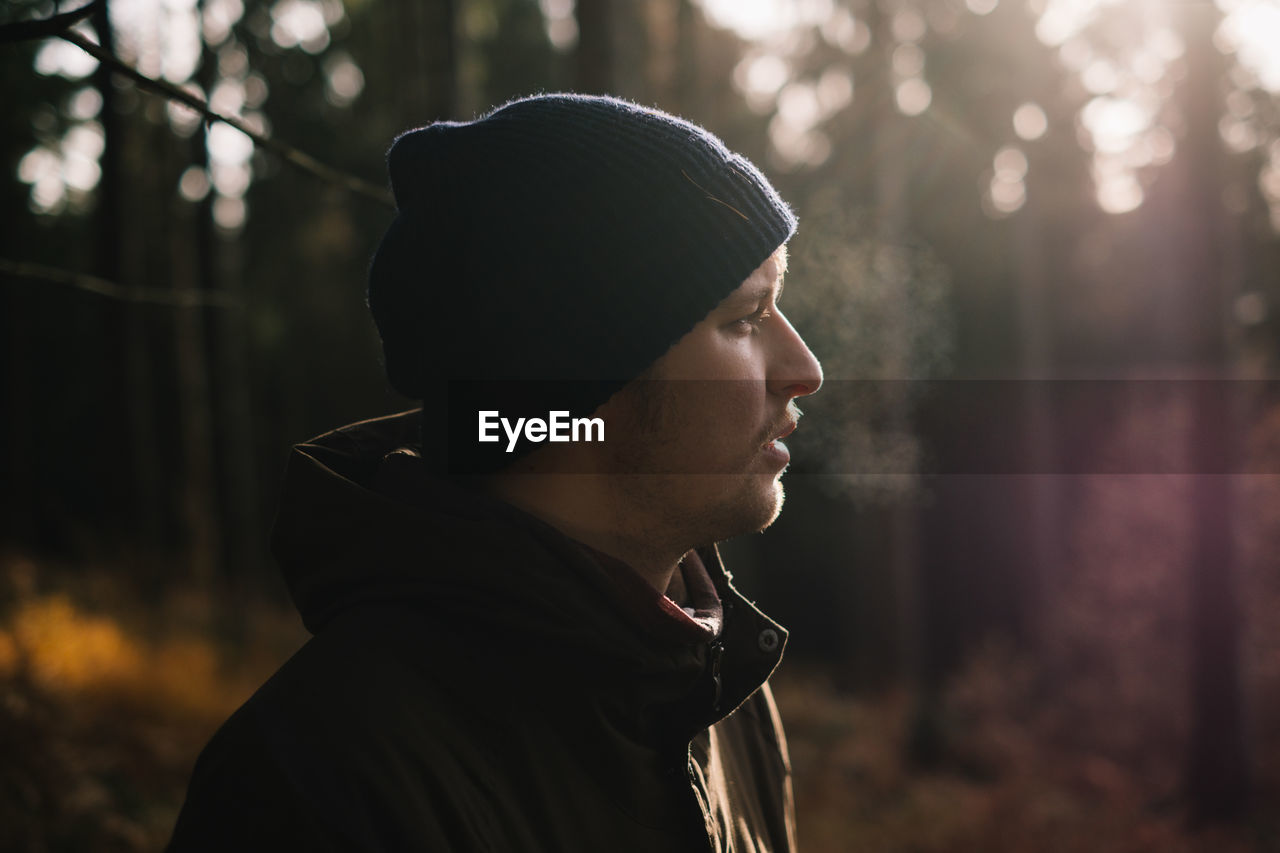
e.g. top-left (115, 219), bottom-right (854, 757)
top-left (757, 479), bottom-right (786, 531)
top-left (714, 476), bottom-right (786, 540)
top-left (621, 471), bottom-right (787, 545)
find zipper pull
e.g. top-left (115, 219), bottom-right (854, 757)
top-left (708, 640), bottom-right (724, 712)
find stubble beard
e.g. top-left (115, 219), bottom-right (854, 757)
top-left (604, 379), bottom-right (788, 551)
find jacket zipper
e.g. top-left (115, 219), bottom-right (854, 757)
top-left (677, 637), bottom-right (726, 853)
top-left (676, 603), bottom-right (733, 851)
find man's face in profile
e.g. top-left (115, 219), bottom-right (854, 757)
top-left (596, 249), bottom-right (823, 546)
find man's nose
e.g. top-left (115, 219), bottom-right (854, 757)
top-left (768, 312), bottom-right (823, 399)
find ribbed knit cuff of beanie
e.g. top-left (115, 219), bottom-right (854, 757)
top-left (367, 93), bottom-right (797, 475)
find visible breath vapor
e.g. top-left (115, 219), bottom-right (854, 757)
top-left (786, 193), bottom-right (954, 503)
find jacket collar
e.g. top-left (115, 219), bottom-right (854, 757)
top-left (272, 409), bottom-right (788, 735)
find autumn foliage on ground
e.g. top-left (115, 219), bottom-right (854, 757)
top-left (0, 562), bottom-right (305, 853)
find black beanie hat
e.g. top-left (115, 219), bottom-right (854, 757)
top-left (367, 93), bottom-right (796, 472)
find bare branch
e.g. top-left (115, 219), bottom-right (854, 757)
top-left (53, 29), bottom-right (396, 209)
top-left (0, 258), bottom-right (241, 309)
top-left (0, 0), bottom-right (100, 45)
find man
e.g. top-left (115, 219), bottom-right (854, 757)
top-left (169, 93), bottom-right (822, 852)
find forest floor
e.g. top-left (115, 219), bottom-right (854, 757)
top-left (0, 554), bottom-right (1274, 853)
top-left (777, 667), bottom-right (1273, 853)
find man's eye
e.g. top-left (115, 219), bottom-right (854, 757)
top-left (735, 307), bottom-right (772, 332)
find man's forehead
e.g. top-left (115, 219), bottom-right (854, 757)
top-left (721, 251), bottom-right (787, 308)
top-left (758, 245), bottom-right (787, 289)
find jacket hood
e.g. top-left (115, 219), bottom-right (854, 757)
top-left (271, 410), bottom-right (788, 730)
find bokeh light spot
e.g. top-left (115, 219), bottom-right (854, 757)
top-left (166, 84), bottom-right (206, 137)
top-left (65, 122), bottom-right (105, 162)
top-left (769, 116), bottom-right (830, 168)
top-left (161, 4), bottom-right (203, 83)
top-left (700, 0), bottom-right (833, 41)
top-left (67, 88), bottom-right (104, 121)
top-left (244, 72), bottom-right (270, 109)
top-left (34, 31), bottom-right (100, 79)
top-left (218, 42), bottom-right (250, 79)
top-left (179, 167), bottom-right (211, 202)
top-left (1082, 96), bottom-right (1151, 154)
top-left (324, 54), bottom-right (365, 108)
top-left (891, 9), bottom-right (926, 43)
top-left (210, 80), bottom-right (246, 116)
top-left (1082, 59), bottom-right (1118, 94)
top-left (1217, 0), bottom-right (1280, 92)
top-left (213, 195), bottom-right (247, 231)
top-left (539, 0), bottom-right (577, 50)
top-left (1219, 115), bottom-right (1258, 153)
top-left (211, 161), bottom-right (251, 198)
top-left (1013, 102), bottom-right (1048, 140)
top-left (203, 0), bottom-right (246, 46)
top-left (994, 146), bottom-right (1029, 182)
top-left (270, 0), bottom-right (329, 51)
top-left (1096, 172), bottom-right (1144, 214)
top-left (778, 81), bottom-right (821, 131)
top-left (736, 54), bottom-right (790, 100)
top-left (895, 78), bottom-right (932, 116)
top-left (989, 175), bottom-right (1027, 214)
top-left (208, 123), bottom-right (254, 166)
top-left (821, 8), bottom-right (870, 55)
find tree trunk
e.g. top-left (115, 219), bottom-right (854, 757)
top-left (641, 0), bottom-right (680, 107)
top-left (170, 134), bottom-right (220, 587)
top-left (1176, 1), bottom-right (1250, 823)
top-left (96, 0), bottom-right (166, 560)
top-left (575, 0), bottom-right (614, 94)
top-left (672, 0), bottom-right (699, 115)
top-left (860, 0), bottom-right (932, 766)
top-left (1013, 197), bottom-right (1058, 655)
top-left (210, 231), bottom-right (257, 581)
top-left (394, 0), bottom-right (458, 124)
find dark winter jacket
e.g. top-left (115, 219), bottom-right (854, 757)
top-left (168, 410), bottom-right (798, 852)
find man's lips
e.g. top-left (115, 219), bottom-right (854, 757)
top-left (763, 419), bottom-right (798, 448)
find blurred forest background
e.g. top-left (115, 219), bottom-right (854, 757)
top-left (3, 0), bottom-right (1280, 850)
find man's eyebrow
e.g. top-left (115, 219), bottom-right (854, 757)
top-left (758, 269), bottom-right (787, 301)
top-left (722, 278), bottom-right (782, 312)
